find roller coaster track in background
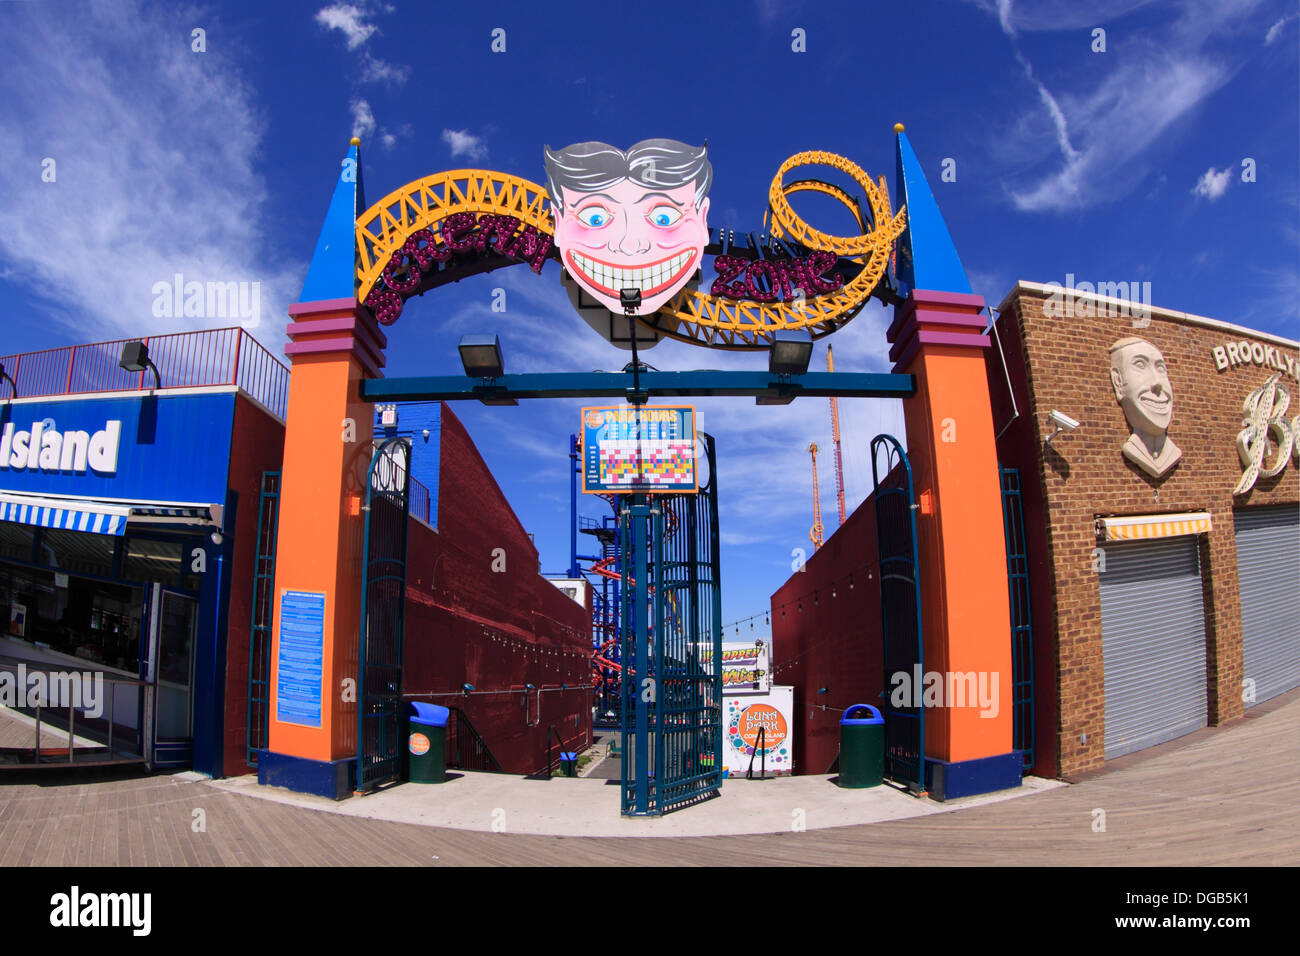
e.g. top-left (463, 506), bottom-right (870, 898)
top-left (353, 152), bottom-right (907, 350)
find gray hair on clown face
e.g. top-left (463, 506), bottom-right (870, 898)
top-left (543, 139), bottom-right (713, 215)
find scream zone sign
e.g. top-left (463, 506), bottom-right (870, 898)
top-left (354, 141), bottom-right (907, 349)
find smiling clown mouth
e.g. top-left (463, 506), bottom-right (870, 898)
top-left (566, 249), bottom-right (697, 299)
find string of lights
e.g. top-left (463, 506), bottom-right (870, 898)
top-left (721, 556), bottom-right (883, 635)
top-left (767, 557), bottom-right (880, 619)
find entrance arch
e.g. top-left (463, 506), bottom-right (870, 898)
top-left (259, 127), bottom-right (1020, 804)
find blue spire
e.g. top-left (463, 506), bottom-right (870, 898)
top-left (299, 138), bottom-right (367, 303)
top-left (893, 127), bottom-right (972, 296)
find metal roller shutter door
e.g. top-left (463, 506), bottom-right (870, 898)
top-left (1099, 537), bottom-right (1207, 760)
top-left (1235, 506), bottom-right (1300, 706)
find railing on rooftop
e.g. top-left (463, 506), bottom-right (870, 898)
top-left (409, 476), bottom-right (432, 526)
top-left (0, 327), bottom-right (290, 419)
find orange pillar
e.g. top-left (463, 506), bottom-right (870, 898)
top-left (889, 289), bottom-right (1021, 799)
top-left (257, 300), bottom-right (386, 798)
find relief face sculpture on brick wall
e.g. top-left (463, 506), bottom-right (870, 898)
top-left (1110, 336), bottom-right (1181, 478)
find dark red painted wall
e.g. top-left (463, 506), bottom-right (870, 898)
top-left (222, 394), bottom-right (286, 777)
top-left (402, 404), bottom-right (592, 773)
top-left (985, 308), bottom-right (1059, 778)
top-left (770, 496), bottom-right (883, 775)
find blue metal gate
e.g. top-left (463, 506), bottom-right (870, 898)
top-left (871, 434), bottom-right (926, 792)
top-left (999, 466), bottom-right (1034, 770)
top-left (620, 433), bottom-right (723, 815)
top-left (356, 438), bottom-right (412, 791)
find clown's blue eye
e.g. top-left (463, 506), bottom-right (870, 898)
top-left (577, 206), bottom-right (612, 227)
top-left (647, 205), bottom-right (682, 227)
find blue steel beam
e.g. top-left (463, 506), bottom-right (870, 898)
top-left (360, 370), bottom-right (915, 403)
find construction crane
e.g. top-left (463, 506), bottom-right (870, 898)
top-left (808, 442), bottom-right (825, 551)
top-left (827, 345), bottom-right (847, 528)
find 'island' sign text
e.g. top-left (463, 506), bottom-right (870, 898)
top-left (0, 421), bottom-right (122, 474)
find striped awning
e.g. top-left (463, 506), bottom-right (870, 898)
top-left (0, 492), bottom-right (130, 536)
top-left (0, 493), bottom-right (222, 537)
top-left (1098, 511), bottom-right (1213, 542)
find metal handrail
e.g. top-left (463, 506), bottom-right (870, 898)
top-left (746, 725), bottom-right (767, 780)
top-left (0, 657), bottom-right (147, 767)
top-left (0, 327), bottom-right (289, 419)
top-left (444, 705), bottom-right (503, 773)
top-left (543, 723), bottom-right (586, 778)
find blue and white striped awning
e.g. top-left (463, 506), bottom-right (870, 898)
top-left (0, 493), bottom-right (222, 537)
top-left (0, 492), bottom-right (130, 536)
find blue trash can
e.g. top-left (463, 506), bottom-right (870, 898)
top-left (839, 704), bottom-right (884, 788)
top-left (407, 702), bottom-right (449, 783)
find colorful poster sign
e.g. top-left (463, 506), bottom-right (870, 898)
top-left (699, 641), bottom-right (770, 693)
top-left (276, 590), bottom-right (325, 728)
top-left (581, 406), bottom-right (696, 494)
top-left (722, 686), bottom-right (794, 776)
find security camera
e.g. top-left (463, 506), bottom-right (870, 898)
top-left (1049, 410), bottom-right (1080, 431)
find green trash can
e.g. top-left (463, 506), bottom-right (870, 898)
top-left (407, 702), bottom-right (449, 784)
top-left (839, 703), bottom-right (884, 788)
top-left (559, 751), bottom-right (578, 777)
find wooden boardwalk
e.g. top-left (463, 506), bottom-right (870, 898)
top-left (1, 692), bottom-right (1296, 866)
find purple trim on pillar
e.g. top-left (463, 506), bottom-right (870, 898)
top-left (284, 336), bottom-right (384, 378)
top-left (888, 288), bottom-right (990, 372)
top-left (283, 298), bottom-right (388, 379)
top-left (890, 325), bottom-right (992, 364)
top-left (286, 316), bottom-right (388, 360)
top-left (888, 292), bottom-right (987, 343)
top-left (288, 297), bottom-right (358, 317)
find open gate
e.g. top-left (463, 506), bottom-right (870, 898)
top-left (871, 434), bottom-right (926, 792)
top-left (356, 437), bottom-right (412, 791)
top-left (620, 434), bottom-right (723, 815)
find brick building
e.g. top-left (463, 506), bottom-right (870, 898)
top-left (990, 281), bottom-right (1298, 777)
top-left (772, 281), bottom-right (1298, 784)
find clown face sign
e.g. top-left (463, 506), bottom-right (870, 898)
top-left (544, 139), bottom-right (712, 316)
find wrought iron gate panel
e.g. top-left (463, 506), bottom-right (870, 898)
top-left (999, 465), bottom-right (1034, 770)
top-left (357, 438), bottom-right (412, 792)
top-left (246, 470), bottom-right (280, 767)
top-left (620, 433), bottom-right (722, 815)
top-left (871, 434), bottom-right (926, 791)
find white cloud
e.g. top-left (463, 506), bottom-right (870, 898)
top-left (315, 3), bottom-right (377, 50)
top-left (969, 0), bottom-right (1265, 212)
top-left (1265, 12), bottom-right (1297, 44)
top-left (442, 128), bottom-right (489, 161)
top-left (0, 0), bottom-right (299, 350)
top-left (360, 51), bottom-right (409, 86)
top-left (965, 0), bottom-right (1159, 32)
top-left (1192, 166), bottom-right (1232, 201)
top-left (350, 98), bottom-right (375, 140)
top-left (996, 0), bottom-right (1015, 36)
top-left (315, 4), bottom-right (407, 87)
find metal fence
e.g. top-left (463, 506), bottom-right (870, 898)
top-left (0, 327), bottom-right (290, 419)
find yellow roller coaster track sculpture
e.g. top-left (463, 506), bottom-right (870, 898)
top-left (354, 151), bottom-right (906, 350)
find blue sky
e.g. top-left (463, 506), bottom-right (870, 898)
top-left (1, 0), bottom-right (1297, 633)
